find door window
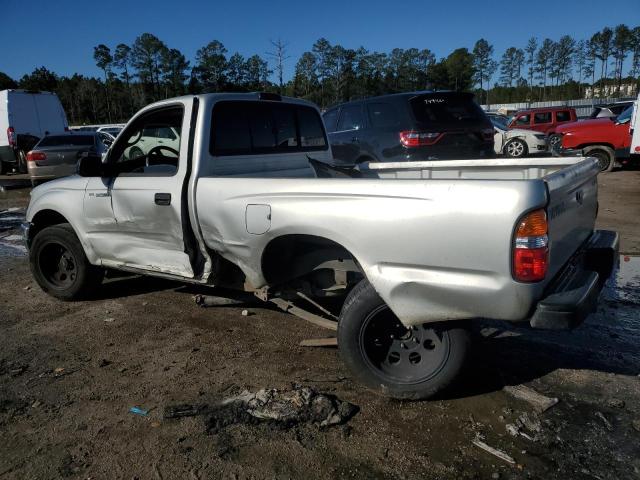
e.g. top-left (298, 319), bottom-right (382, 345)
top-left (109, 106), bottom-right (183, 175)
top-left (555, 110), bottom-right (571, 122)
top-left (367, 102), bottom-right (400, 128)
top-left (514, 114), bottom-right (530, 126)
top-left (337, 105), bottom-right (364, 131)
top-left (533, 112), bottom-right (552, 124)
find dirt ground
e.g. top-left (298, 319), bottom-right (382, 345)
top-left (1, 170), bottom-right (640, 480)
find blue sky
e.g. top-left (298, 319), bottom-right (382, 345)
top-left (1, 0), bottom-right (638, 82)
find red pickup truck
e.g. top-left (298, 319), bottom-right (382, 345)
top-left (553, 106), bottom-right (633, 172)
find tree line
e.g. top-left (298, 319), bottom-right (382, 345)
top-left (0, 25), bottom-right (638, 125)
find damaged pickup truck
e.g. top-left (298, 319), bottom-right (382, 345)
top-left (23, 92), bottom-right (618, 399)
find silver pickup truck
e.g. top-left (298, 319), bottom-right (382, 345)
top-left (23, 93), bottom-right (618, 400)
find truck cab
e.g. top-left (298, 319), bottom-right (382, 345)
top-left (554, 105), bottom-right (634, 171)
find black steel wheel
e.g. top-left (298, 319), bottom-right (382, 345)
top-left (359, 305), bottom-right (451, 385)
top-left (338, 279), bottom-right (470, 399)
top-left (30, 224), bottom-right (103, 300)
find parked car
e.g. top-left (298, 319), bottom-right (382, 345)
top-left (553, 106), bottom-right (634, 171)
top-left (124, 125), bottom-right (181, 159)
top-left (0, 89), bottom-right (69, 174)
top-left (508, 107), bottom-right (577, 149)
top-left (588, 101), bottom-right (634, 119)
top-left (489, 115), bottom-right (547, 157)
top-left (96, 125), bottom-right (124, 137)
top-left (26, 132), bottom-right (109, 185)
top-left (23, 92), bottom-right (617, 400)
top-left (323, 91), bottom-right (495, 164)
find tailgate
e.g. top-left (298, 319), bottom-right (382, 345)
top-left (544, 158), bottom-right (600, 280)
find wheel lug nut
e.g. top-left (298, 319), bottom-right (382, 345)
top-left (400, 343), bottom-right (406, 349)
top-left (414, 338), bottom-right (419, 343)
top-left (390, 334), bottom-right (394, 339)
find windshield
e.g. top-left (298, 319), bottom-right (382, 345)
top-left (490, 116), bottom-right (508, 130)
top-left (615, 106), bottom-right (633, 124)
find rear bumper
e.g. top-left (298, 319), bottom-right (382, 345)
top-left (529, 230), bottom-right (618, 330)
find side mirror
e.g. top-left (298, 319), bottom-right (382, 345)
top-left (77, 153), bottom-right (106, 177)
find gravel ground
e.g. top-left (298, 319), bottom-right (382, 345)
top-left (1, 170), bottom-right (639, 479)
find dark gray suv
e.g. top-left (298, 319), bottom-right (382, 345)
top-left (323, 91), bottom-right (495, 164)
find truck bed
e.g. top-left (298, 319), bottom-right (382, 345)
top-left (355, 157), bottom-right (585, 180)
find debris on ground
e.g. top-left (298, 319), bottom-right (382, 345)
top-left (632, 419), bottom-right (640, 432)
top-left (194, 294), bottom-right (254, 308)
top-left (472, 438), bottom-right (516, 465)
top-left (595, 411), bottom-right (614, 431)
top-left (241, 309), bottom-right (251, 316)
top-left (299, 338), bottom-right (338, 348)
top-left (607, 398), bottom-right (625, 409)
top-left (129, 406), bottom-right (149, 416)
top-left (503, 384), bottom-right (559, 413)
top-left (201, 386), bottom-right (358, 433)
top-left (164, 404), bottom-right (206, 419)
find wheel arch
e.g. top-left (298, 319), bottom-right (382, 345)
top-left (28, 208), bottom-right (99, 264)
top-left (260, 233), bottom-right (363, 288)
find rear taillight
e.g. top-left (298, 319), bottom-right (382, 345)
top-left (513, 209), bottom-right (548, 282)
top-left (26, 151), bottom-right (47, 162)
top-left (7, 126), bottom-right (16, 147)
top-left (399, 130), bottom-right (443, 147)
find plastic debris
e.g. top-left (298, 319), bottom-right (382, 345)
top-left (129, 406), bottom-right (149, 416)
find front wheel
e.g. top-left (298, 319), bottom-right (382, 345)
top-left (338, 280), bottom-right (470, 400)
top-left (583, 145), bottom-right (615, 172)
top-left (30, 224), bottom-right (104, 300)
top-left (504, 138), bottom-right (528, 158)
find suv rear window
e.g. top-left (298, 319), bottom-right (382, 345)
top-left (38, 135), bottom-right (94, 147)
top-left (211, 101), bottom-right (327, 156)
top-left (409, 94), bottom-right (485, 126)
top-left (555, 111), bottom-right (571, 122)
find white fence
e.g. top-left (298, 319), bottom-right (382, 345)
top-left (482, 97), bottom-right (636, 118)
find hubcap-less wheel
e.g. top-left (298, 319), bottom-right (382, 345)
top-left (359, 305), bottom-right (450, 384)
top-left (592, 151), bottom-right (611, 171)
top-left (507, 140), bottom-right (525, 157)
top-left (39, 243), bottom-right (78, 289)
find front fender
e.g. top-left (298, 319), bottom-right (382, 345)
top-left (27, 178), bottom-right (99, 264)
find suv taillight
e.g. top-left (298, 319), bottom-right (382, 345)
top-left (399, 130), bottom-right (443, 147)
top-left (26, 151), bottom-right (47, 162)
top-left (7, 126), bottom-right (16, 147)
top-left (513, 209), bottom-right (548, 282)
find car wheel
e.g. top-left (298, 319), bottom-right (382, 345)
top-left (129, 147), bottom-right (144, 160)
top-left (505, 138), bottom-right (528, 158)
top-left (548, 134), bottom-right (562, 150)
top-left (583, 146), bottom-right (615, 172)
top-left (338, 279), bottom-right (470, 400)
top-left (17, 150), bottom-right (28, 174)
top-left (29, 224), bottom-right (104, 300)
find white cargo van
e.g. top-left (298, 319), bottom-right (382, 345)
top-left (0, 90), bottom-right (69, 174)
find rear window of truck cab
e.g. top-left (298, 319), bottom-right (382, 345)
top-left (210, 101), bottom-right (328, 156)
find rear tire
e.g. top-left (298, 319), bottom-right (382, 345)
top-left (583, 145), bottom-right (615, 172)
top-left (338, 279), bottom-right (470, 400)
top-left (29, 224), bottom-right (104, 300)
top-left (17, 150), bottom-right (28, 174)
top-left (505, 138), bottom-right (528, 158)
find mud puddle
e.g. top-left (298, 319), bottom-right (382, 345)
top-left (0, 208), bottom-right (26, 257)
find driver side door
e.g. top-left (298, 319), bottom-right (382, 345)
top-left (99, 102), bottom-right (195, 278)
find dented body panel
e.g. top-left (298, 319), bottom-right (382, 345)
top-left (26, 93), bottom-right (601, 327)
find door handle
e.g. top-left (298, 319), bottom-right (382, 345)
top-left (154, 193), bottom-right (171, 206)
